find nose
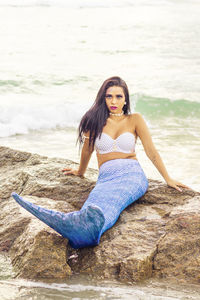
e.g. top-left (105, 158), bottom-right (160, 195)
top-left (111, 96), bottom-right (117, 104)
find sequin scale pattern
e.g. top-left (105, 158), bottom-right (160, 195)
top-left (12, 159), bottom-right (148, 249)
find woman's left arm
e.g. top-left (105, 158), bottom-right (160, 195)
top-left (134, 113), bottom-right (190, 192)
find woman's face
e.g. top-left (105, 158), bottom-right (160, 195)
top-left (105, 86), bottom-right (126, 115)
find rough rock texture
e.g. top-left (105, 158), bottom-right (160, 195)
top-left (0, 146), bottom-right (199, 283)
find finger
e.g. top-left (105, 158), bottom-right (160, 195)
top-left (185, 186), bottom-right (192, 190)
top-left (180, 185), bottom-right (190, 189)
top-left (62, 168), bottom-right (72, 172)
top-left (174, 185), bottom-right (182, 192)
top-left (63, 171), bottom-right (74, 175)
top-left (177, 182), bottom-right (191, 189)
top-left (168, 183), bottom-right (182, 192)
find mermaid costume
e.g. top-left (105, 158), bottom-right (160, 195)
top-left (12, 132), bottom-right (148, 249)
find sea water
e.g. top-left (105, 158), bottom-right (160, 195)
top-left (0, 0), bottom-right (200, 298)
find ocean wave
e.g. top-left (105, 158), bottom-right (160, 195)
top-left (134, 94), bottom-right (200, 119)
top-left (0, 0), bottom-right (171, 8)
top-left (0, 76), bottom-right (90, 93)
top-left (0, 98), bottom-right (89, 138)
top-left (0, 95), bottom-right (199, 138)
top-left (0, 0), bottom-right (128, 8)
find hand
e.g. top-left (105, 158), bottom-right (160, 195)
top-left (166, 178), bottom-right (190, 192)
top-left (62, 168), bottom-right (84, 177)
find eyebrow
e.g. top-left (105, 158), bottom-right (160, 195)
top-left (105, 93), bottom-right (123, 96)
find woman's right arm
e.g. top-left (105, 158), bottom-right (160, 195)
top-left (62, 132), bottom-right (94, 177)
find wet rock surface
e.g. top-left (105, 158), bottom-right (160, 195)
top-left (0, 146), bottom-right (199, 283)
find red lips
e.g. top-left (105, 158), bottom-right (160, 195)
top-left (110, 106), bottom-right (117, 110)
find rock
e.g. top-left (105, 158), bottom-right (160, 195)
top-left (153, 195), bottom-right (200, 283)
top-left (0, 146), bottom-right (199, 283)
top-left (10, 218), bottom-right (71, 279)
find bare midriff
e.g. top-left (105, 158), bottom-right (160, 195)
top-left (96, 151), bottom-right (137, 168)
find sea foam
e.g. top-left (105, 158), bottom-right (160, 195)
top-left (0, 0), bottom-right (171, 8)
top-left (0, 94), bottom-right (199, 138)
top-left (0, 95), bottom-right (90, 138)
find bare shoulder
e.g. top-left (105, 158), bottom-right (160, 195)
top-left (129, 112), bottom-right (144, 124)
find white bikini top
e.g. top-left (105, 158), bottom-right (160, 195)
top-left (94, 132), bottom-right (135, 154)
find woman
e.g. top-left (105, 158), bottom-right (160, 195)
top-left (12, 76), bottom-right (188, 249)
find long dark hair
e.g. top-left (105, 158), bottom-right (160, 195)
top-left (78, 76), bottom-right (131, 148)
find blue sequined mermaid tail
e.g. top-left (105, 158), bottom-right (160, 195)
top-left (12, 159), bottom-right (148, 249)
top-left (11, 192), bottom-right (105, 249)
top-left (81, 159), bottom-right (148, 234)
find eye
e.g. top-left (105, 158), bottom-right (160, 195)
top-left (105, 94), bottom-right (112, 99)
top-left (116, 95), bottom-right (123, 99)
